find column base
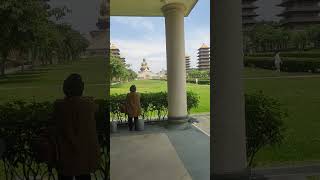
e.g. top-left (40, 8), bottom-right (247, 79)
top-left (211, 170), bottom-right (268, 180)
top-left (167, 115), bottom-right (189, 122)
top-left (165, 116), bottom-right (190, 130)
top-left (211, 169), bottom-right (250, 180)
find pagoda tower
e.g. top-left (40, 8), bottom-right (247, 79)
top-left (86, 0), bottom-right (109, 57)
top-left (277, 0), bottom-right (320, 29)
top-left (242, 0), bottom-right (259, 28)
top-left (110, 43), bottom-right (126, 63)
top-left (197, 44), bottom-right (210, 71)
top-left (110, 43), bottom-right (120, 58)
top-left (185, 55), bottom-right (191, 71)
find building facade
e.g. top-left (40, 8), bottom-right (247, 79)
top-left (185, 55), bottom-right (191, 71)
top-left (277, 0), bottom-right (320, 29)
top-left (110, 43), bottom-right (126, 63)
top-left (197, 44), bottom-right (210, 71)
top-left (85, 0), bottom-right (109, 57)
top-left (242, 0), bottom-right (259, 28)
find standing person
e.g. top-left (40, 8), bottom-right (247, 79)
top-left (126, 85), bottom-right (141, 131)
top-left (274, 51), bottom-right (282, 72)
top-left (53, 74), bottom-right (100, 180)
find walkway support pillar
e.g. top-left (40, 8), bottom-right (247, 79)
top-left (162, 3), bottom-right (188, 121)
top-left (211, 0), bottom-right (249, 179)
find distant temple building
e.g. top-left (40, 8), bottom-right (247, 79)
top-left (185, 55), bottom-right (191, 71)
top-left (85, 0), bottom-right (109, 57)
top-left (110, 44), bottom-right (120, 57)
top-left (137, 58), bottom-right (158, 80)
top-left (242, 0), bottom-right (259, 28)
top-left (157, 69), bottom-right (167, 80)
top-left (277, 0), bottom-right (320, 29)
top-left (110, 43), bottom-right (126, 63)
top-left (197, 44), bottom-right (210, 71)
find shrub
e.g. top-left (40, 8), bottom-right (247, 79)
top-left (245, 91), bottom-right (287, 167)
top-left (244, 56), bottom-right (320, 72)
top-left (244, 57), bottom-right (275, 70)
top-left (246, 52), bottom-right (320, 58)
top-left (109, 91), bottom-right (200, 122)
top-left (0, 100), bottom-right (109, 180)
top-left (186, 79), bottom-right (210, 85)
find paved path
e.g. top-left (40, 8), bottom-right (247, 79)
top-left (190, 113), bottom-right (210, 136)
top-left (111, 122), bottom-right (210, 180)
top-left (111, 133), bottom-right (192, 180)
top-left (4, 65), bottom-right (32, 74)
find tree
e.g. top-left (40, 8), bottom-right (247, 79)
top-left (127, 69), bottom-right (138, 81)
top-left (0, 0), bottom-right (76, 75)
top-left (0, 0), bottom-right (48, 76)
top-left (187, 69), bottom-right (209, 79)
top-left (110, 56), bottom-right (127, 82)
top-left (306, 25), bottom-right (320, 48)
top-left (245, 91), bottom-right (287, 167)
top-left (290, 30), bottom-right (309, 51)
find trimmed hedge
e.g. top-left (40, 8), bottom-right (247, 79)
top-left (110, 91), bottom-right (200, 122)
top-left (244, 56), bottom-right (320, 72)
top-left (0, 91), bottom-right (287, 168)
top-left (246, 52), bottom-right (320, 58)
top-left (0, 100), bottom-right (109, 180)
top-left (186, 79), bottom-right (210, 85)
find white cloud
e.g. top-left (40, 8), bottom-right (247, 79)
top-left (111, 17), bottom-right (155, 32)
top-left (111, 20), bottom-right (210, 72)
top-left (111, 37), bottom-right (167, 73)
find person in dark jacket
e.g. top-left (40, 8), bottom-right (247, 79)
top-left (53, 74), bottom-right (100, 180)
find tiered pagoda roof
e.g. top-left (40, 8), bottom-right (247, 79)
top-left (277, 0), bottom-right (320, 27)
top-left (242, 0), bottom-right (259, 26)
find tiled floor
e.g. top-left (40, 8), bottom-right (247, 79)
top-left (111, 121), bottom-right (210, 180)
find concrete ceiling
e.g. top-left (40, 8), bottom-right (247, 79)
top-left (110, 0), bottom-right (198, 17)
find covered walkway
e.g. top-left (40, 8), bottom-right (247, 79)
top-left (111, 121), bottom-right (210, 180)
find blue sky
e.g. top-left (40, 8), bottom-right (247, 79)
top-left (110, 0), bottom-right (210, 73)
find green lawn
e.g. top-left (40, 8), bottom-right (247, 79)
top-left (0, 57), bottom-right (108, 102)
top-left (245, 73), bottom-right (320, 166)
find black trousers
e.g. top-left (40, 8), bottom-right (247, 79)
top-left (128, 117), bottom-right (138, 131)
top-left (58, 174), bottom-right (91, 180)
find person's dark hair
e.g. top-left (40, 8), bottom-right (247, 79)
top-left (63, 73), bottom-right (84, 97)
top-left (130, 85), bottom-right (136, 92)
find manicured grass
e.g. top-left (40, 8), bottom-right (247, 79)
top-left (245, 74), bottom-right (320, 166)
top-left (0, 57), bottom-right (108, 102)
top-left (307, 176), bottom-right (320, 180)
top-left (243, 67), bottom-right (312, 78)
top-left (243, 69), bottom-right (320, 166)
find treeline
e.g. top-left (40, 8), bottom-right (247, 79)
top-left (0, 0), bottom-right (89, 76)
top-left (110, 56), bottom-right (137, 83)
top-left (244, 23), bottom-right (320, 53)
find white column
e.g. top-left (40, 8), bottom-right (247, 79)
top-left (212, 0), bottom-right (248, 179)
top-left (162, 3), bottom-right (188, 120)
